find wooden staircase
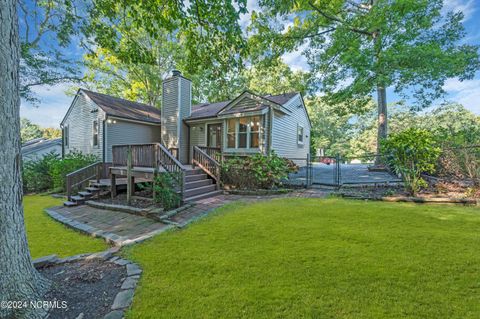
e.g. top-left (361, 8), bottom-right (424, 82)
top-left (64, 183), bottom-right (105, 207)
top-left (183, 167), bottom-right (222, 202)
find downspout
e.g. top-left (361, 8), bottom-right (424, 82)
top-left (102, 120), bottom-right (106, 163)
top-left (60, 123), bottom-right (64, 158)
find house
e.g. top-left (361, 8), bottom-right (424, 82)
top-left (61, 70), bottom-right (311, 205)
top-left (22, 138), bottom-right (62, 161)
top-left (61, 70), bottom-right (311, 165)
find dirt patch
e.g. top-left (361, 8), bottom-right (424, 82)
top-left (39, 259), bottom-right (125, 319)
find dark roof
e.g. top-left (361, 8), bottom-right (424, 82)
top-left (188, 92), bottom-right (298, 120)
top-left (22, 138), bottom-right (62, 155)
top-left (81, 89), bottom-right (161, 124)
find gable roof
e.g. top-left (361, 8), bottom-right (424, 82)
top-left (81, 90), bottom-right (162, 124)
top-left (22, 138), bottom-right (62, 155)
top-left (188, 92), bottom-right (298, 120)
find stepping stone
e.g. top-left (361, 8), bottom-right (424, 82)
top-left (114, 259), bottom-right (130, 266)
top-left (111, 289), bottom-right (134, 310)
top-left (104, 310), bottom-right (124, 319)
top-left (126, 264), bottom-right (142, 276)
top-left (121, 276), bottom-right (138, 289)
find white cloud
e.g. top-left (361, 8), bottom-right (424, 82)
top-left (442, 0), bottom-right (476, 21)
top-left (239, 0), bottom-right (260, 30)
top-left (443, 77), bottom-right (480, 114)
top-left (20, 83), bottom-right (74, 128)
top-left (281, 42), bottom-right (310, 72)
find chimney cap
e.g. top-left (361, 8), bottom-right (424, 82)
top-left (172, 70), bottom-right (181, 76)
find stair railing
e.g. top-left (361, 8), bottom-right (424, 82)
top-left (66, 162), bottom-right (104, 200)
top-left (192, 146), bottom-right (221, 184)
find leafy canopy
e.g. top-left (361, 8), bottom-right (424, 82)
top-left (250, 0), bottom-right (479, 112)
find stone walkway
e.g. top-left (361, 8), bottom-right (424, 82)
top-left (46, 188), bottom-right (329, 246)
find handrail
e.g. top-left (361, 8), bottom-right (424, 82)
top-left (192, 146), bottom-right (221, 183)
top-left (66, 161), bottom-right (103, 200)
top-left (197, 146), bottom-right (222, 162)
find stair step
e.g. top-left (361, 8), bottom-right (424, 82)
top-left (70, 195), bottom-right (86, 204)
top-left (78, 191), bottom-right (93, 198)
top-left (85, 187), bottom-right (101, 192)
top-left (185, 174), bottom-right (208, 182)
top-left (184, 190), bottom-right (222, 202)
top-left (184, 184), bottom-right (216, 198)
top-left (185, 168), bottom-right (204, 176)
top-left (63, 201), bottom-right (78, 207)
top-left (185, 179), bottom-right (213, 190)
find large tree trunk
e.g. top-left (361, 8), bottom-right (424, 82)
top-left (376, 84), bottom-right (388, 154)
top-left (0, 1), bottom-right (51, 318)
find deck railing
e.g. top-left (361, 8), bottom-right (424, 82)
top-left (197, 146), bottom-right (222, 162)
top-left (66, 162), bottom-right (105, 200)
top-left (112, 143), bottom-right (186, 198)
top-left (192, 146), bottom-right (221, 183)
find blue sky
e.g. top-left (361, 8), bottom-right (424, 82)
top-left (21, 0), bottom-right (480, 128)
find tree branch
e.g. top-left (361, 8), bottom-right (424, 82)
top-left (308, 1), bottom-right (373, 36)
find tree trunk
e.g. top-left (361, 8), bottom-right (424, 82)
top-left (0, 1), bottom-right (51, 318)
top-left (376, 84), bottom-right (388, 155)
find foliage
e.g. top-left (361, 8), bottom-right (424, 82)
top-left (24, 195), bottom-right (107, 259)
top-left (125, 198), bottom-right (480, 318)
top-left (18, 0), bottom-right (85, 103)
top-left (42, 127), bottom-right (62, 139)
top-left (381, 128), bottom-right (441, 195)
top-left (250, 0), bottom-right (479, 148)
top-left (22, 152), bottom-right (60, 193)
top-left (49, 151), bottom-right (98, 190)
top-left (221, 152), bottom-right (298, 189)
top-left (20, 118), bottom-right (43, 142)
top-left (153, 173), bottom-right (181, 210)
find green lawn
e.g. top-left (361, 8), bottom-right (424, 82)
top-left (24, 195), bottom-right (107, 259)
top-left (125, 198), bottom-right (480, 319)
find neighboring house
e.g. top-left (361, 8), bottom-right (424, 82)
top-left (22, 138), bottom-right (62, 161)
top-left (61, 70), bottom-right (311, 165)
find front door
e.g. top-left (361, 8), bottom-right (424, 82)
top-left (207, 124), bottom-right (222, 148)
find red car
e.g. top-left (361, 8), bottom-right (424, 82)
top-left (317, 157), bottom-right (335, 165)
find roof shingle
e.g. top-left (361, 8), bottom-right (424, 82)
top-left (82, 89), bottom-right (161, 124)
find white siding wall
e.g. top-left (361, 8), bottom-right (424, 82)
top-left (105, 119), bottom-right (161, 162)
top-left (271, 94), bottom-right (311, 164)
top-left (63, 92), bottom-right (105, 160)
top-left (189, 123), bottom-right (206, 163)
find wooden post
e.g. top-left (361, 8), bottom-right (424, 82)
top-left (127, 145), bottom-right (132, 205)
top-left (111, 173), bottom-right (116, 199)
top-left (152, 169), bottom-right (158, 201)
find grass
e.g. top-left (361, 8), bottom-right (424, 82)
top-left (124, 198), bottom-right (480, 319)
top-left (24, 194), bottom-right (107, 259)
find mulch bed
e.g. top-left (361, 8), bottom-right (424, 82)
top-left (39, 259), bottom-right (125, 319)
top-left (97, 193), bottom-right (157, 209)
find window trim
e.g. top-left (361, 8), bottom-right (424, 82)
top-left (297, 124), bottom-right (304, 145)
top-left (93, 120), bottom-right (99, 147)
top-left (225, 116), bottom-right (261, 150)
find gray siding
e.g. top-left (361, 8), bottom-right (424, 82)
top-left (105, 119), bottom-right (161, 162)
top-left (63, 92), bottom-right (105, 160)
top-left (23, 144), bottom-right (62, 161)
top-left (188, 123), bottom-right (206, 162)
top-left (161, 75), bottom-right (191, 164)
top-left (271, 94), bottom-right (311, 165)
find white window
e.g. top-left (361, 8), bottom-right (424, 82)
top-left (297, 125), bottom-right (304, 144)
top-left (93, 121), bottom-right (99, 147)
top-left (226, 116), bottom-right (261, 149)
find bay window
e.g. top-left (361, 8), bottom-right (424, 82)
top-left (226, 116), bottom-right (261, 149)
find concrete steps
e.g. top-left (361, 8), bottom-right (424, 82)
top-left (184, 190), bottom-right (223, 202)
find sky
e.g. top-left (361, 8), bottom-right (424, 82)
top-left (20, 0), bottom-right (480, 128)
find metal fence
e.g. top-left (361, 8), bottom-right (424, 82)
top-left (284, 154), bottom-right (313, 188)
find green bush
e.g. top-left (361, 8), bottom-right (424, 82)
top-left (22, 152), bottom-right (60, 193)
top-left (49, 151), bottom-right (98, 190)
top-left (221, 151), bottom-right (298, 190)
top-left (153, 173), bottom-right (182, 210)
top-left (381, 128), bottom-right (441, 195)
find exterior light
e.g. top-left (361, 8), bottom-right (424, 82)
top-left (107, 119), bottom-right (112, 124)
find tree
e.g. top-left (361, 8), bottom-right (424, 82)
top-left (85, 0), bottom-right (247, 104)
top-left (20, 118), bottom-right (43, 143)
top-left (244, 58), bottom-right (310, 96)
top-left (42, 127), bottom-right (62, 139)
top-left (1, 1), bottom-right (50, 318)
top-left (250, 0), bottom-right (479, 154)
top-left (18, 0), bottom-right (86, 103)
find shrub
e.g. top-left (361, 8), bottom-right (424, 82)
top-left (153, 173), bottom-right (181, 210)
top-left (221, 152), bottom-right (298, 190)
top-left (381, 128), bottom-right (441, 195)
top-left (22, 152), bottom-right (60, 193)
top-left (49, 151), bottom-right (99, 190)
